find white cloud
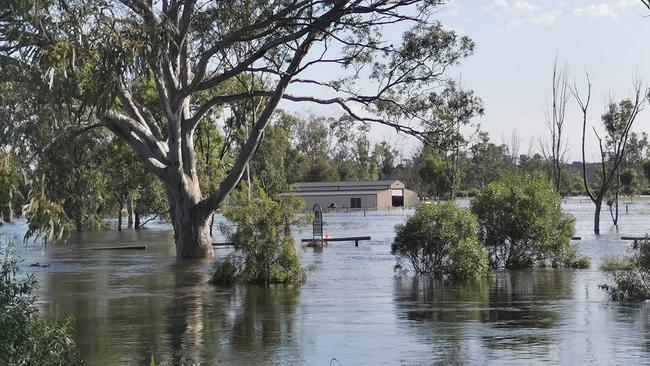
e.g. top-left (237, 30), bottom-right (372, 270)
top-left (513, 0), bottom-right (537, 12)
top-left (573, 0), bottom-right (638, 20)
top-left (511, 9), bottom-right (563, 27)
top-left (482, 0), bottom-right (562, 28)
top-left (482, 0), bottom-right (510, 14)
top-left (615, 0), bottom-right (636, 9)
top-left (573, 3), bottom-right (618, 19)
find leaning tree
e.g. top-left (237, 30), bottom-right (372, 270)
top-left (1, 0), bottom-right (474, 257)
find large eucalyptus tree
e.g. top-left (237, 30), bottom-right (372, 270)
top-left (1, 0), bottom-right (474, 257)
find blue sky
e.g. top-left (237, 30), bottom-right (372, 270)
top-left (281, 0), bottom-right (650, 162)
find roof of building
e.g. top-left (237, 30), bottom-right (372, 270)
top-left (291, 180), bottom-right (404, 193)
top-left (279, 190), bottom-right (390, 197)
top-left (294, 180), bottom-right (400, 188)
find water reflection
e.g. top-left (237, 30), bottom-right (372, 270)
top-left (211, 285), bottom-right (302, 364)
top-left (393, 270), bottom-right (576, 363)
top-left (486, 269), bottom-right (574, 329)
top-left (10, 201), bottom-right (650, 364)
top-left (165, 261), bottom-right (210, 365)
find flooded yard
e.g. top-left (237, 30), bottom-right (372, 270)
top-left (2, 198), bottom-right (650, 365)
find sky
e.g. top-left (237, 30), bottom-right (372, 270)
top-left (280, 0), bottom-right (650, 163)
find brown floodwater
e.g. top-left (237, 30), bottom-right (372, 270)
top-left (2, 198), bottom-right (650, 365)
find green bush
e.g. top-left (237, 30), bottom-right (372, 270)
top-left (0, 242), bottom-right (82, 365)
top-left (600, 239), bottom-right (650, 300)
top-left (391, 202), bottom-right (490, 280)
top-left (211, 186), bottom-right (306, 286)
top-left (470, 173), bottom-right (586, 269)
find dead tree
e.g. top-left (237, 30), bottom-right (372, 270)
top-left (543, 57), bottom-right (569, 193)
top-left (572, 74), bottom-right (645, 234)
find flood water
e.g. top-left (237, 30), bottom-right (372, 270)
top-left (2, 198), bottom-right (650, 365)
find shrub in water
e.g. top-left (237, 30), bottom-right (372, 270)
top-left (211, 186), bottom-right (306, 286)
top-left (600, 239), bottom-right (650, 300)
top-left (470, 173), bottom-right (586, 269)
top-left (0, 242), bottom-right (82, 365)
top-left (391, 202), bottom-right (489, 279)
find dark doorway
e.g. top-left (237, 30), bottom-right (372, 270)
top-left (391, 189), bottom-right (404, 207)
top-left (350, 197), bottom-right (361, 208)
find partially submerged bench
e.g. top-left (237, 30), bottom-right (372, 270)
top-left (80, 245), bottom-right (147, 250)
top-left (621, 236), bottom-right (649, 245)
top-left (301, 236), bottom-right (371, 247)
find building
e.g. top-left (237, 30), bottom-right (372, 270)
top-left (284, 180), bottom-right (418, 210)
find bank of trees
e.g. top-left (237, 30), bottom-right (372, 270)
top-left (1, 0), bottom-right (478, 257)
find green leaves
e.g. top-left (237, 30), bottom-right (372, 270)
top-left (392, 201), bottom-right (489, 279)
top-left (0, 241), bottom-right (82, 365)
top-left (470, 173), bottom-right (581, 269)
top-left (22, 178), bottom-right (66, 245)
top-left (211, 185), bottom-right (306, 286)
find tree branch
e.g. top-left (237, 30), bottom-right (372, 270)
top-left (198, 32), bottom-right (319, 216)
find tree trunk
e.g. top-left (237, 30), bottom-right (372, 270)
top-left (164, 179), bottom-right (214, 258)
top-left (2, 205), bottom-right (11, 223)
top-left (117, 201), bottom-right (123, 231)
top-left (135, 210), bottom-right (141, 230)
top-left (127, 196), bottom-right (134, 228)
top-left (75, 213), bottom-right (82, 232)
top-left (594, 201), bottom-right (601, 235)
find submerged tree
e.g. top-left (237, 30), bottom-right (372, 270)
top-left (572, 75), bottom-right (645, 234)
top-left (471, 173), bottom-right (583, 269)
top-left (1, 0), bottom-right (475, 257)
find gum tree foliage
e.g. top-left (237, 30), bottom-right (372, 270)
top-left (619, 168), bottom-right (639, 197)
top-left (417, 150), bottom-right (451, 200)
top-left (1, 0), bottom-right (475, 258)
top-left (470, 173), bottom-right (580, 269)
top-left (465, 132), bottom-right (512, 189)
top-left (0, 152), bottom-right (24, 222)
top-left (643, 159), bottom-right (650, 186)
top-left (420, 80), bottom-right (483, 198)
top-left (22, 178), bottom-right (67, 245)
top-left (392, 202), bottom-right (490, 279)
top-left (35, 131), bottom-right (110, 232)
top-left (211, 185), bottom-right (306, 285)
top-left (0, 243), bottom-right (82, 365)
